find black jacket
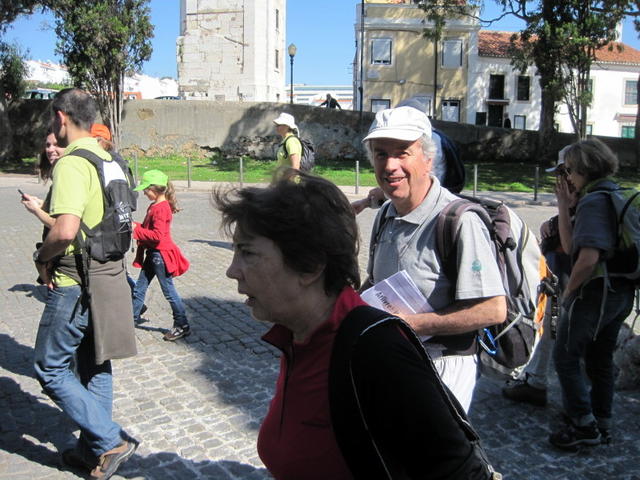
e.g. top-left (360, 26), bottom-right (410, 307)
top-left (329, 306), bottom-right (496, 480)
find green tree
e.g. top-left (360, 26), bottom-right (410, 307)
top-left (0, 1), bottom-right (49, 27)
top-left (532, 1), bottom-right (628, 140)
top-left (0, 42), bottom-right (29, 100)
top-left (54, 0), bottom-right (153, 146)
top-left (0, 1), bottom-right (55, 161)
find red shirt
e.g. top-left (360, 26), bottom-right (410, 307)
top-left (258, 287), bottom-right (366, 480)
top-left (133, 200), bottom-right (189, 276)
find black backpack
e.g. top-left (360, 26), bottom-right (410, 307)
top-left (73, 149), bottom-right (137, 263)
top-left (434, 129), bottom-right (465, 194)
top-left (283, 135), bottom-right (315, 172)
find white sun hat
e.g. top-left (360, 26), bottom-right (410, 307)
top-left (273, 112), bottom-right (298, 131)
top-left (362, 106), bottom-right (432, 143)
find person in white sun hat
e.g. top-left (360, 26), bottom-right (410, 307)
top-left (361, 106), bottom-right (507, 412)
top-left (273, 112), bottom-right (302, 170)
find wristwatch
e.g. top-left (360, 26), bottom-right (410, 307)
top-left (33, 249), bottom-right (47, 265)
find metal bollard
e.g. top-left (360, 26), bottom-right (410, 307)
top-left (534, 166), bottom-right (539, 202)
top-left (473, 164), bottom-right (478, 197)
top-left (187, 157), bottom-right (192, 189)
top-left (355, 160), bottom-right (360, 195)
top-left (133, 152), bottom-right (139, 182)
top-left (239, 157), bottom-right (244, 187)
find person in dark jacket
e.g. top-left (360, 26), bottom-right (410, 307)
top-left (320, 93), bottom-right (342, 109)
top-left (213, 169), bottom-right (497, 480)
top-left (549, 138), bottom-right (635, 450)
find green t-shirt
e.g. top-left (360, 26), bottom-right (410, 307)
top-left (50, 137), bottom-right (111, 286)
top-left (277, 133), bottom-right (302, 167)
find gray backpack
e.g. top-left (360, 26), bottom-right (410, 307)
top-left (587, 184), bottom-right (640, 282)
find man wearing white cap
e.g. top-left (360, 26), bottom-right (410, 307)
top-left (273, 112), bottom-right (302, 170)
top-left (362, 106), bottom-right (506, 411)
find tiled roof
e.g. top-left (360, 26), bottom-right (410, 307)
top-left (594, 41), bottom-right (640, 64)
top-left (478, 30), bottom-right (640, 65)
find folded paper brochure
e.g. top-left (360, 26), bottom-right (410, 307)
top-left (361, 270), bottom-right (433, 341)
top-left (361, 270), bottom-right (432, 316)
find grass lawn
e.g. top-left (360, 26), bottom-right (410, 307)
top-left (6, 155), bottom-right (640, 192)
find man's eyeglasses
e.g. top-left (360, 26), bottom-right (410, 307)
top-left (564, 166), bottom-right (572, 175)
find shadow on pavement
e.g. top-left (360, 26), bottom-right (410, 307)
top-left (118, 455), bottom-right (270, 479)
top-left (189, 239), bottom-right (233, 250)
top-left (170, 296), bottom-right (278, 424)
top-left (7, 283), bottom-right (48, 304)
top-left (0, 333), bottom-right (37, 378)
top-left (0, 377), bottom-right (77, 470)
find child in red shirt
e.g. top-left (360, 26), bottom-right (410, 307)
top-left (132, 170), bottom-right (190, 341)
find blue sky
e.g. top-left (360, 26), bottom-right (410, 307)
top-left (4, 0), bottom-right (640, 85)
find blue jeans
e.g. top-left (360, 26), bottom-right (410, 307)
top-left (133, 250), bottom-right (188, 328)
top-left (33, 285), bottom-right (124, 455)
top-left (553, 278), bottom-right (634, 428)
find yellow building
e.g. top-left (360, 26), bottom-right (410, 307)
top-left (355, 1), bottom-right (479, 121)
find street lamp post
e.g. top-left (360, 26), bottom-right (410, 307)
top-left (288, 43), bottom-right (297, 105)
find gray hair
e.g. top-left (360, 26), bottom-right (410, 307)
top-left (364, 133), bottom-right (436, 166)
top-left (564, 138), bottom-right (619, 182)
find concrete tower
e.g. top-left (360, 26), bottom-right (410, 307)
top-left (178, 0), bottom-right (286, 102)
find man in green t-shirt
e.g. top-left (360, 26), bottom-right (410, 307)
top-left (32, 88), bottom-right (138, 480)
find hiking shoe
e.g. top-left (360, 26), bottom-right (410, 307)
top-left (502, 378), bottom-right (547, 407)
top-left (549, 421), bottom-right (601, 450)
top-left (599, 427), bottom-right (612, 445)
top-left (90, 439), bottom-right (138, 479)
top-left (163, 325), bottom-right (190, 341)
top-left (62, 447), bottom-right (97, 471)
top-left (140, 304), bottom-right (148, 316)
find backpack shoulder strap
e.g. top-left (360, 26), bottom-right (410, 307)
top-left (435, 197), bottom-right (495, 282)
top-left (69, 149), bottom-right (110, 236)
top-left (368, 202), bottom-right (393, 284)
top-left (71, 148), bottom-right (107, 185)
top-left (64, 148), bottom-right (109, 289)
top-left (282, 135), bottom-right (301, 157)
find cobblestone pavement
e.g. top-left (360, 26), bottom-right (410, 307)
top-left (1, 175), bottom-right (639, 479)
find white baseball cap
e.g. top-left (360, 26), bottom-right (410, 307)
top-left (546, 145), bottom-right (570, 172)
top-left (273, 112), bottom-right (298, 130)
top-left (363, 106), bottom-right (432, 143)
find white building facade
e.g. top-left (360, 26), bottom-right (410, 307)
top-left (287, 84), bottom-right (353, 109)
top-left (468, 31), bottom-right (640, 137)
top-left (25, 60), bottom-right (179, 99)
top-left (177, 0), bottom-right (286, 102)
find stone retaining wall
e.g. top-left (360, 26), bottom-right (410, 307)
top-left (6, 99), bottom-right (637, 168)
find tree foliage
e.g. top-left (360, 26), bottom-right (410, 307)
top-left (515, 1), bottom-right (629, 140)
top-left (0, 42), bottom-right (29, 102)
top-left (0, 1), bottom-right (56, 161)
top-left (54, 0), bottom-right (153, 146)
top-left (0, 1), bottom-right (54, 32)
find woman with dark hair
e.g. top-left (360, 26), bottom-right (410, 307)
top-left (214, 169), bottom-right (497, 480)
top-left (38, 129), bottom-right (63, 182)
top-left (21, 130), bottom-right (64, 231)
top-left (549, 138), bottom-right (635, 450)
